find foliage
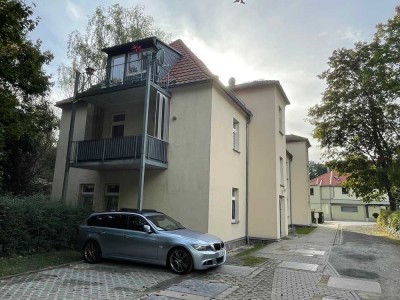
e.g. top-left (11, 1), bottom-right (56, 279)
top-left (309, 161), bottom-right (328, 179)
top-left (377, 209), bottom-right (390, 227)
top-left (0, 250), bottom-right (81, 277)
top-left (0, 0), bottom-right (58, 195)
top-left (58, 4), bottom-right (171, 97)
top-left (308, 8), bottom-right (400, 211)
top-left (0, 195), bottom-right (91, 258)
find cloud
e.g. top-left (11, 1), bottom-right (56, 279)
top-left (66, 1), bottom-right (84, 21)
top-left (336, 27), bottom-right (362, 43)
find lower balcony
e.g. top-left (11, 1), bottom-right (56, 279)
top-left (70, 135), bottom-right (167, 170)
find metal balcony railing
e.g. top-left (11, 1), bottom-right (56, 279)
top-left (70, 135), bottom-right (168, 165)
top-left (78, 57), bottom-right (170, 94)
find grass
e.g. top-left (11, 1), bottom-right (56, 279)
top-left (0, 250), bottom-right (82, 277)
top-left (295, 227), bottom-right (316, 235)
top-left (233, 244), bottom-right (269, 266)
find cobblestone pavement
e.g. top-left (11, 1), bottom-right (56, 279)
top-left (0, 223), bottom-right (385, 299)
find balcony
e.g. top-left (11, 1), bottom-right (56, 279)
top-left (70, 135), bottom-right (168, 170)
top-left (76, 57), bottom-right (171, 100)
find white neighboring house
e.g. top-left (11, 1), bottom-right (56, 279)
top-left (52, 37), bottom-right (310, 247)
top-left (310, 171), bottom-right (389, 221)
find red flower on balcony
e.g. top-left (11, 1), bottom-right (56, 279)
top-left (131, 43), bottom-right (142, 53)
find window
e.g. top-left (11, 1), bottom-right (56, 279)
top-left (87, 215), bottom-right (106, 227)
top-left (232, 188), bottom-right (239, 223)
top-left (280, 157), bottom-right (284, 186)
top-left (233, 119), bottom-right (239, 151)
top-left (310, 188), bottom-right (314, 196)
top-left (79, 184), bottom-right (94, 210)
top-left (105, 214), bottom-right (127, 229)
top-left (105, 184), bottom-right (120, 211)
top-left (127, 215), bottom-right (149, 232)
top-left (342, 187), bottom-right (348, 194)
top-left (278, 106), bottom-right (283, 134)
top-left (110, 55), bottom-right (125, 84)
top-left (341, 206), bottom-right (358, 212)
top-left (112, 113), bottom-right (125, 137)
top-left (127, 50), bottom-right (152, 75)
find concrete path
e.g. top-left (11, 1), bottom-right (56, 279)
top-left (0, 222), bottom-right (393, 299)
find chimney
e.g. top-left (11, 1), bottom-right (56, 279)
top-left (228, 77), bottom-right (236, 88)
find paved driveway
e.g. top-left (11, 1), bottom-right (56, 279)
top-left (330, 222), bottom-right (400, 299)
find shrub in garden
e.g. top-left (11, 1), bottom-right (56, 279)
top-left (388, 211), bottom-right (400, 231)
top-left (0, 195), bottom-right (91, 257)
top-left (377, 209), bottom-right (390, 227)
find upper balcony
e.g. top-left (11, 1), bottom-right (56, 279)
top-left (76, 57), bottom-right (171, 102)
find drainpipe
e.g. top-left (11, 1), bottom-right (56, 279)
top-left (62, 72), bottom-right (81, 202)
top-left (245, 118), bottom-right (250, 245)
top-left (137, 53), bottom-right (153, 211)
top-left (288, 157), bottom-right (293, 229)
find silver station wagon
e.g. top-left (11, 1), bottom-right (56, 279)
top-left (77, 209), bottom-right (226, 274)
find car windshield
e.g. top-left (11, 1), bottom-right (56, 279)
top-left (147, 214), bottom-right (185, 231)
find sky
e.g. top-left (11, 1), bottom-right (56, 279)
top-left (27, 0), bottom-right (399, 162)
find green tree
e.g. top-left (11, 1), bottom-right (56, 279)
top-left (58, 4), bottom-right (171, 97)
top-left (0, 0), bottom-right (57, 195)
top-left (309, 161), bottom-right (328, 180)
top-left (308, 8), bottom-right (400, 211)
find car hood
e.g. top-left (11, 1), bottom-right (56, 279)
top-left (163, 229), bottom-right (222, 244)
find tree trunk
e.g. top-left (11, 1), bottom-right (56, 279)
top-left (387, 190), bottom-right (397, 212)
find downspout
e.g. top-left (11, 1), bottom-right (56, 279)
top-left (62, 72), bottom-right (81, 202)
top-left (245, 118), bottom-right (250, 245)
top-left (288, 156), bottom-right (293, 229)
top-left (137, 53), bottom-right (153, 211)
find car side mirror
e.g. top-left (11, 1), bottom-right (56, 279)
top-left (143, 225), bottom-right (152, 233)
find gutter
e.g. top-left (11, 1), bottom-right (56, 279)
top-left (245, 117), bottom-right (251, 245)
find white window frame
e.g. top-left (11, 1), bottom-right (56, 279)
top-left (278, 106), bottom-right (284, 134)
top-left (79, 184), bottom-right (95, 209)
top-left (232, 188), bottom-right (239, 223)
top-left (105, 184), bottom-right (120, 212)
top-left (233, 118), bottom-right (239, 151)
top-left (154, 92), bottom-right (170, 141)
top-left (110, 54), bottom-right (125, 84)
top-left (280, 157), bottom-right (284, 186)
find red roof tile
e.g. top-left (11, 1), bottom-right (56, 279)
top-left (309, 171), bottom-right (348, 187)
top-left (168, 39), bottom-right (215, 85)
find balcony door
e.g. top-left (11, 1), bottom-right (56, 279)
top-left (110, 55), bottom-right (125, 85)
top-left (154, 92), bottom-right (169, 141)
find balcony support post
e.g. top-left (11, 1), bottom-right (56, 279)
top-left (137, 53), bottom-right (153, 211)
top-left (62, 71), bottom-right (80, 202)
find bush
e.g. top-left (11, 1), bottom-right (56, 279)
top-left (377, 209), bottom-right (390, 227)
top-left (389, 211), bottom-right (400, 231)
top-left (0, 195), bottom-right (90, 257)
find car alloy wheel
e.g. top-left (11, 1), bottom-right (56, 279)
top-left (83, 240), bottom-right (102, 263)
top-left (169, 248), bottom-right (193, 274)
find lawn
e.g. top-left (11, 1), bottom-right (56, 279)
top-left (234, 244), bottom-right (269, 266)
top-left (0, 250), bottom-right (82, 277)
top-left (295, 227), bottom-right (316, 234)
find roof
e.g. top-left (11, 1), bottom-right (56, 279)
top-left (232, 80), bottom-right (291, 105)
top-left (168, 39), bottom-right (215, 86)
top-left (310, 171), bottom-right (348, 187)
top-left (168, 39), bottom-right (252, 117)
top-left (286, 134), bottom-right (311, 148)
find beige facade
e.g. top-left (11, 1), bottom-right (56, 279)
top-left (286, 136), bottom-right (311, 226)
top-left (233, 83), bottom-right (290, 240)
top-left (52, 38), bottom-right (311, 246)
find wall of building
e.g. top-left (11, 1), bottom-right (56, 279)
top-left (235, 85), bottom-right (287, 240)
top-left (208, 84), bottom-right (247, 242)
top-left (286, 141), bottom-right (311, 226)
top-left (331, 204), bottom-right (366, 221)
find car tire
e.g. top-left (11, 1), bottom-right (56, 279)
top-left (83, 240), bottom-right (102, 264)
top-left (168, 247), bottom-right (193, 274)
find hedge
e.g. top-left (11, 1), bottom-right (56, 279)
top-left (377, 209), bottom-right (400, 238)
top-left (0, 195), bottom-right (91, 257)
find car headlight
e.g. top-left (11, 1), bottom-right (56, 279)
top-left (192, 244), bottom-right (214, 251)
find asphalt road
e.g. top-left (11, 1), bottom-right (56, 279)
top-left (329, 223), bottom-right (400, 299)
